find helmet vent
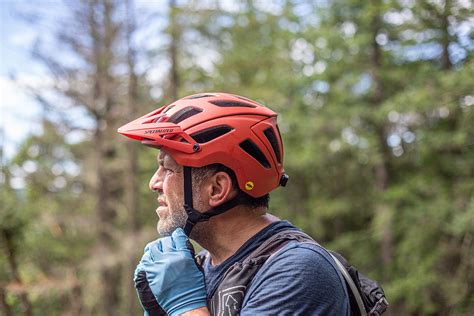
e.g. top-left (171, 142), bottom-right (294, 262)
top-left (191, 125), bottom-right (233, 143)
top-left (239, 139), bottom-right (271, 168)
top-left (186, 94), bottom-right (216, 99)
top-left (235, 95), bottom-right (259, 105)
top-left (263, 127), bottom-right (281, 163)
top-left (168, 107), bottom-right (203, 124)
top-left (152, 115), bottom-right (169, 123)
top-left (163, 104), bottom-right (176, 113)
top-left (209, 100), bottom-right (257, 108)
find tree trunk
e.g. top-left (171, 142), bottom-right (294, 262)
top-left (1, 231), bottom-right (33, 316)
top-left (169, 0), bottom-right (180, 100)
top-left (69, 273), bottom-right (84, 316)
top-left (123, 0), bottom-right (141, 314)
top-left (29, 0), bottom-right (131, 314)
top-left (0, 286), bottom-right (12, 316)
top-left (95, 126), bottom-right (121, 316)
top-left (125, 0), bottom-right (140, 235)
top-left (88, 1), bottom-right (122, 314)
top-left (441, 0), bottom-right (452, 70)
top-left (370, 0), bottom-right (393, 278)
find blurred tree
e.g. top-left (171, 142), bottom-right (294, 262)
top-left (122, 0), bottom-right (140, 314)
top-left (380, 60), bottom-right (474, 315)
top-left (33, 1), bottom-right (127, 313)
top-left (1, 119), bottom-right (88, 315)
top-left (2, 0), bottom-right (472, 314)
top-left (1, 170), bottom-right (32, 316)
top-left (189, 0), bottom-right (473, 314)
top-left (168, 0), bottom-right (181, 99)
top-left (11, 0), bottom-right (153, 314)
top-left (378, 0), bottom-right (473, 313)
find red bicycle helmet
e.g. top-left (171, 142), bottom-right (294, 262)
top-left (118, 92), bottom-right (287, 197)
top-left (118, 92), bottom-right (288, 235)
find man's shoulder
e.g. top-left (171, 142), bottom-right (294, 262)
top-left (242, 240), bottom-right (349, 315)
top-left (248, 239), bottom-right (348, 294)
top-left (260, 239), bottom-right (341, 276)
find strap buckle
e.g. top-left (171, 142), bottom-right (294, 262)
top-left (368, 297), bottom-right (389, 316)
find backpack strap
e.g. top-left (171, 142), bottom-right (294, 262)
top-left (329, 252), bottom-right (367, 316)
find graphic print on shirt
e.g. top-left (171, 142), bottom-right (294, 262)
top-left (216, 285), bottom-right (246, 316)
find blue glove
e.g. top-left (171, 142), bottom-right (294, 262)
top-left (134, 228), bottom-right (207, 316)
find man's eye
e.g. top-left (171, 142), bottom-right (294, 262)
top-left (163, 166), bottom-right (173, 173)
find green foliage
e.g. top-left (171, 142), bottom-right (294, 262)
top-left (2, 0), bottom-right (473, 315)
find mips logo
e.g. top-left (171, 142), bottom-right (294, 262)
top-left (245, 181), bottom-right (254, 191)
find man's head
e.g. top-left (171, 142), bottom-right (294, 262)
top-left (150, 150), bottom-right (270, 236)
top-left (118, 92), bottom-right (287, 236)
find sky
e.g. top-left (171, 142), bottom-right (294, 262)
top-left (0, 0), bottom-right (230, 162)
top-left (1, 0), bottom-right (472, 162)
top-left (0, 0), bottom-right (168, 161)
top-left (0, 0), bottom-right (238, 161)
top-left (1, 1), bottom-right (51, 160)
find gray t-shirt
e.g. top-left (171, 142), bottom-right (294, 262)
top-left (203, 221), bottom-right (349, 315)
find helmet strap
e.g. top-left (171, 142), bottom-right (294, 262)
top-left (182, 166), bottom-right (247, 236)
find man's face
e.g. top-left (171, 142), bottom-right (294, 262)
top-left (149, 151), bottom-right (188, 236)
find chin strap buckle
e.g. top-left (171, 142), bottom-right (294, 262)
top-left (183, 204), bottom-right (210, 236)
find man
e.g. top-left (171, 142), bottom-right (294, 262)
top-left (118, 93), bottom-right (349, 315)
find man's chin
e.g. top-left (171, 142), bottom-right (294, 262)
top-left (157, 221), bottom-right (181, 236)
top-left (156, 209), bottom-right (188, 236)
top-left (157, 222), bottom-right (171, 236)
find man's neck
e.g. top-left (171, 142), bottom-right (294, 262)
top-left (192, 208), bottom-right (279, 265)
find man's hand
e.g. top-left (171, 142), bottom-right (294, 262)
top-left (134, 228), bottom-right (208, 316)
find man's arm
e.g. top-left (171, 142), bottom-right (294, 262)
top-left (180, 306), bottom-right (210, 316)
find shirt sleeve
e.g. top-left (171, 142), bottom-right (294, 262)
top-left (241, 242), bottom-right (349, 316)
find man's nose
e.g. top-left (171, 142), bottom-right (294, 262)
top-left (149, 170), bottom-right (162, 191)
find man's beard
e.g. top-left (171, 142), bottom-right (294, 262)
top-left (157, 206), bottom-right (188, 236)
top-left (157, 188), bottom-right (205, 236)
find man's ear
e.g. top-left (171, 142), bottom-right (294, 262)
top-left (208, 171), bottom-right (235, 208)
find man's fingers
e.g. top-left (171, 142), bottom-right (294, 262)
top-left (143, 229), bottom-right (192, 259)
top-left (146, 240), bottom-right (164, 261)
top-left (140, 249), bottom-right (152, 264)
top-left (159, 236), bottom-right (175, 252)
top-left (144, 237), bottom-right (162, 258)
top-left (172, 228), bottom-right (190, 251)
top-left (134, 270), bottom-right (167, 315)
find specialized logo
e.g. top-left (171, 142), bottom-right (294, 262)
top-left (144, 128), bottom-right (174, 134)
top-left (245, 181), bottom-right (254, 191)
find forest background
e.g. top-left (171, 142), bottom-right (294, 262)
top-left (1, 0), bottom-right (473, 315)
